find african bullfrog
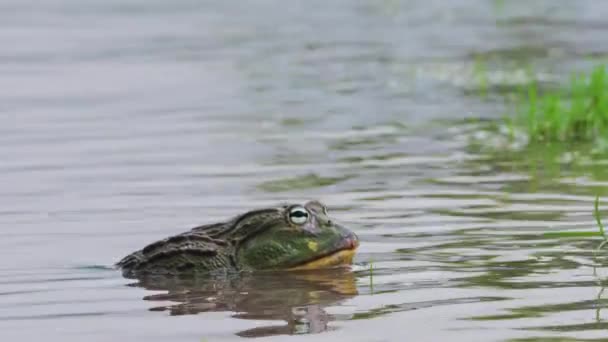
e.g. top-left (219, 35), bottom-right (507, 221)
top-left (116, 201), bottom-right (359, 276)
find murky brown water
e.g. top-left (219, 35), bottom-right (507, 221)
top-left (3, 1), bottom-right (608, 341)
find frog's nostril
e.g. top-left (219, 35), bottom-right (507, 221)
top-left (344, 236), bottom-right (359, 249)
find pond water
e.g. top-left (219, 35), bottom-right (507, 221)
top-left (3, 1), bottom-right (608, 341)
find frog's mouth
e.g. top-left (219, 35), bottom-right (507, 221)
top-left (288, 234), bottom-right (359, 271)
top-left (288, 249), bottom-right (357, 270)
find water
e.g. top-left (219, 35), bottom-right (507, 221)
top-left (3, 1), bottom-right (608, 341)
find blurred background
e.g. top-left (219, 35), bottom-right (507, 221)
top-left (2, 1), bottom-right (608, 341)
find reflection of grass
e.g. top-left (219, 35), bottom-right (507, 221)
top-left (473, 56), bottom-right (489, 98)
top-left (467, 122), bottom-right (608, 196)
top-left (351, 297), bottom-right (506, 321)
top-left (509, 337), bottom-right (607, 342)
top-left (257, 173), bottom-right (351, 192)
top-left (471, 298), bottom-right (608, 321)
top-left (492, 0), bottom-right (505, 12)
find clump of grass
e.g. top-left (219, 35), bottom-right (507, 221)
top-left (513, 64), bottom-right (608, 145)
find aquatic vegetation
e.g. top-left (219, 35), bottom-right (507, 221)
top-left (466, 65), bottom-right (608, 190)
top-left (510, 64), bottom-right (608, 146)
top-left (473, 56), bottom-right (489, 98)
top-left (257, 173), bottom-right (352, 192)
top-left (595, 196), bottom-right (608, 251)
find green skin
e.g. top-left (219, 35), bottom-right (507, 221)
top-left (116, 201), bottom-right (359, 277)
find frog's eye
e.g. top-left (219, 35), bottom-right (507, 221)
top-left (288, 207), bottom-right (309, 225)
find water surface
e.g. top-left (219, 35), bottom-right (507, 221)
top-left (3, 1), bottom-right (608, 341)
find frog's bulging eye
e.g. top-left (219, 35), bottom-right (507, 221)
top-left (289, 207), bottom-right (309, 225)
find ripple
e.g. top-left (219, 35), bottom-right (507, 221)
top-left (3, 0), bottom-right (608, 341)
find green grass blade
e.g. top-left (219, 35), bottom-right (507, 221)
top-left (594, 195), bottom-right (607, 241)
top-left (542, 231), bottom-right (604, 238)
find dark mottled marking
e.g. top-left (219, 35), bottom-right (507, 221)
top-left (236, 220), bottom-right (278, 248)
top-left (142, 238), bottom-right (173, 254)
top-left (189, 234), bottom-right (229, 246)
top-left (169, 233), bottom-right (228, 246)
top-left (115, 253), bottom-right (141, 268)
top-left (209, 209), bottom-right (279, 238)
top-left (141, 233), bottom-right (226, 255)
top-left (142, 248), bottom-right (217, 266)
top-left (176, 262), bottom-right (196, 271)
top-left (166, 235), bottom-right (190, 245)
top-left (229, 254), bottom-right (238, 270)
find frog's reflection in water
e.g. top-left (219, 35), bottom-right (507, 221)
top-left (129, 268), bottom-right (359, 337)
